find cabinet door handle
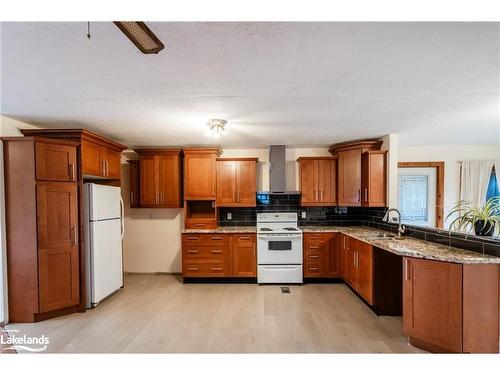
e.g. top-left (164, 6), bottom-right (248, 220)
top-left (405, 259), bottom-right (410, 281)
top-left (211, 236), bottom-right (223, 240)
top-left (239, 236), bottom-right (251, 240)
top-left (187, 249), bottom-right (199, 254)
top-left (309, 245), bottom-right (320, 249)
top-left (309, 255), bottom-right (320, 259)
top-left (193, 223), bottom-right (206, 227)
top-left (237, 191), bottom-right (240, 202)
top-left (211, 267), bottom-right (223, 272)
top-left (211, 250), bottom-right (223, 254)
top-left (357, 189), bottom-right (361, 202)
top-left (320, 190), bottom-right (323, 201)
top-left (187, 236), bottom-right (199, 240)
top-left (187, 267), bottom-right (199, 271)
top-left (69, 163), bottom-right (75, 181)
top-left (310, 236), bottom-right (320, 240)
top-left (73, 225), bottom-right (78, 245)
top-left (364, 188), bottom-right (368, 202)
top-left (130, 192), bottom-right (134, 205)
top-left (309, 267), bottom-right (320, 271)
top-left (160, 191), bottom-right (163, 205)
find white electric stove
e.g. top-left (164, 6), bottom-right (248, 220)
top-left (256, 212), bottom-right (303, 284)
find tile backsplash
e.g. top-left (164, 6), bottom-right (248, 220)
top-left (218, 194), bottom-right (500, 257)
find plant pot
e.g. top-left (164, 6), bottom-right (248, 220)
top-left (474, 220), bottom-right (495, 236)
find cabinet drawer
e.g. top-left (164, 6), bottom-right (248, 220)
top-left (305, 252), bottom-right (324, 263)
top-left (183, 246), bottom-right (228, 260)
top-left (305, 243), bottom-right (324, 253)
top-left (304, 233), bottom-right (323, 243)
top-left (182, 233), bottom-right (229, 246)
top-left (304, 262), bottom-right (323, 277)
top-left (183, 262), bottom-right (228, 277)
top-left (232, 234), bottom-right (256, 245)
top-left (185, 218), bottom-right (217, 230)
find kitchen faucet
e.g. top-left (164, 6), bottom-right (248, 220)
top-left (382, 208), bottom-right (406, 237)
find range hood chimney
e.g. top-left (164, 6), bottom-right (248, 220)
top-left (259, 145), bottom-right (300, 195)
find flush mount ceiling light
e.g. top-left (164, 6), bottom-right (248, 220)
top-left (207, 119), bottom-right (227, 138)
top-left (114, 22), bottom-right (165, 54)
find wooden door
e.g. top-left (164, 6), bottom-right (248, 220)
top-left (158, 155), bottom-right (181, 206)
top-left (216, 160), bottom-right (236, 206)
top-left (236, 160), bottom-right (256, 206)
top-left (139, 155), bottom-right (158, 206)
top-left (36, 181), bottom-right (79, 312)
top-left (128, 160), bottom-right (140, 208)
top-left (185, 153), bottom-right (216, 199)
top-left (103, 148), bottom-right (121, 179)
top-left (299, 159), bottom-right (318, 205)
top-left (231, 235), bottom-right (256, 277)
top-left (338, 149), bottom-right (361, 206)
top-left (318, 159), bottom-right (336, 204)
top-left (81, 139), bottom-right (103, 176)
top-left (324, 233), bottom-right (342, 277)
top-left (403, 257), bottom-right (463, 352)
top-left (357, 252), bottom-right (373, 304)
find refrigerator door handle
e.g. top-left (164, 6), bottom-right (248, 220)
top-left (119, 196), bottom-right (125, 239)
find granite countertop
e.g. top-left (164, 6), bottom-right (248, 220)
top-left (182, 226), bottom-right (257, 234)
top-left (300, 226), bottom-right (500, 264)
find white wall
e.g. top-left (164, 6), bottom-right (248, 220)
top-left (0, 116), bottom-right (39, 323)
top-left (121, 147), bottom-right (331, 273)
top-left (398, 144), bottom-right (500, 228)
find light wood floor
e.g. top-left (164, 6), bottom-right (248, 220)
top-left (7, 274), bottom-right (424, 353)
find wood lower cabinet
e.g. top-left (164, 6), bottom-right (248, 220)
top-left (216, 158), bottom-right (258, 207)
top-left (340, 234), bottom-right (374, 305)
top-left (182, 233), bottom-right (256, 278)
top-left (2, 137), bottom-right (80, 322)
top-left (303, 233), bottom-right (342, 278)
top-left (403, 257), bottom-right (499, 353)
top-left (231, 234), bottom-right (257, 277)
top-left (133, 149), bottom-right (183, 208)
top-left (184, 148), bottom-right (221, 200)
top-left (297, 158), bottom-right (337, 206)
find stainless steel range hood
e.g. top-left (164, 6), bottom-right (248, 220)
top-left (258, 145), bottom-right (300, 195)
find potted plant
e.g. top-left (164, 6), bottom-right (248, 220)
top-left (446, 197), bottom-right (500, 236)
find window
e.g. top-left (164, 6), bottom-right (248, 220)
top-left (486, 168), bottom-right (499, 202)
top-left (398, 167), bottom-right (437, 227)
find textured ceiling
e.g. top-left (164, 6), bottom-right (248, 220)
top-left (1, 22), bottom-right (499, 148)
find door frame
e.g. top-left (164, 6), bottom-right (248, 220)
top-left (398, 161), bottom-right (445, 228)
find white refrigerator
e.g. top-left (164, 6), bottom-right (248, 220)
top-left (84, 183), bottom-right (124, 308)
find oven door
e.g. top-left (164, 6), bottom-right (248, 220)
top-left (257, 234), bottom-right (303, 264)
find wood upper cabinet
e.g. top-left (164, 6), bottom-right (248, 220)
top-left (81, 139), bottom-right (122, 179)
top-left (134, 149), bottom-right (183, 208)
top-left (36, 181), bottom-right (80, 313)
top-left (337, 149), bottom-right (362, 206)
top-left (231, 234), bottom-right (257, 277)
top-left (297, 157), bottom-right (336, 206)
top-left (35, 141), bottom-right (77, 182)
top-left (403, 257), bottom-right (499, 353)
top-left (128, 160), bottom-right (140, 208)
top-left (184, 148), bottom-right (221, 200)
top-left (329, 139), bottom-right (383, 207)
top-left (216, 158), bottom-right (258, 207)
top-left (361, 151), bottom-right (387, 207)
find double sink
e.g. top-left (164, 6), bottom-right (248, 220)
top-left (360, 232), bottom-right (406, 241)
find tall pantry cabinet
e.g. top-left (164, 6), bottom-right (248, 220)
top-left (2, 137), bottom-right (80, 322)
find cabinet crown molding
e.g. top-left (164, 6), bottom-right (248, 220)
top-left (183, 147), bottom-right (223, 156)
top-left (20, 129), bottom-right (127, 151)
top-left (134, 148), bottom-right (183, 155)
top-left (216, 157), bottom-right (258, 162)
top-left (328, 139), bottom-right (383, 155)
